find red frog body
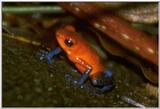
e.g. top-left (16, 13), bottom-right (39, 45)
top-left (56, 25), bottom-right (105, 79)
top-left (41, 25), bottom-right (114, 93)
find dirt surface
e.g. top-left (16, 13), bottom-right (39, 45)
top-left (2, 36), bottom-right (158, 107)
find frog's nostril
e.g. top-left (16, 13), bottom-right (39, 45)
top-left (104, 70), bottom-right (112, 78)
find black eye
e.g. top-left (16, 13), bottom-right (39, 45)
top-left (64, 39), bottom-right (73, 47)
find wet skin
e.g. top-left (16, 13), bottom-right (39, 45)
top-left (41, 25), bottom-right (115, 93)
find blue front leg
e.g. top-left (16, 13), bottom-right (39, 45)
top-left (40, 47), bottom-right (62, 64)
top-left (76, 68), bottom-right (92, 85)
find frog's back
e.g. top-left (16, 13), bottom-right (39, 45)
top-left (70, 35), bottom-right (105, 78)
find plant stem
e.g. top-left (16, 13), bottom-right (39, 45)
top-left (2, 6), bottom-right (65, 14)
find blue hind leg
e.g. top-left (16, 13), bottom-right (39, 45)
top-left (40, 47), bottom-right (62, 64)
top-left (91, 70), bottom-right (115, 93)
top-left (104, 70), bottom-right (113, 78)
top-left (100, 70), bottom-right (115, 92)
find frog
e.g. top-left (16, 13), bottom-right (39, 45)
top-left (40, 25), bottom-right (115, 93)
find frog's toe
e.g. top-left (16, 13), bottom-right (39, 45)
top-left (65, 74), bottom-right (100, 95)
top-left (100, 82), bottom-right (115, 93)
top-left (65, 74), bottom-right (85, 88)
top-left (65, 74), bottom-right (77, 85)
top-left (39, 47), bottom-right (62, 64)
top-left (39, 51), bottom-right (54, 64)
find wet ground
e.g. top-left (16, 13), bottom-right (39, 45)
top-left (2, 36), bottom-right (158, 107)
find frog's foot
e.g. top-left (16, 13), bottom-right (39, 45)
top-left (99, 83), bottom-right (115, 93)
top-left (65, 74), bottom-right (101, 96)
top-left (65, 74), bottom-right (84, 86)
top-left (91, 70), bottom-right (115, 93)
top-left (38, 47), bottom-right (62, 64)
top-left (38, 50), bottom-right (54, 64)
top-left (70, 67), bottom-right (78, 73)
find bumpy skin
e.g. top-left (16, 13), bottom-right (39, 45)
top-left (56, 25), bottom-right (108, 83)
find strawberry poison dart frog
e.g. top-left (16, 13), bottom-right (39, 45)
top-left (41, 25), bottom-right (115, 93)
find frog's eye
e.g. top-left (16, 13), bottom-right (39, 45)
top-left (64, 38), bottom-right (74, 47)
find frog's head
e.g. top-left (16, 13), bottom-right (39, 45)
top-left (56, 25), bottom-right (80, 55)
